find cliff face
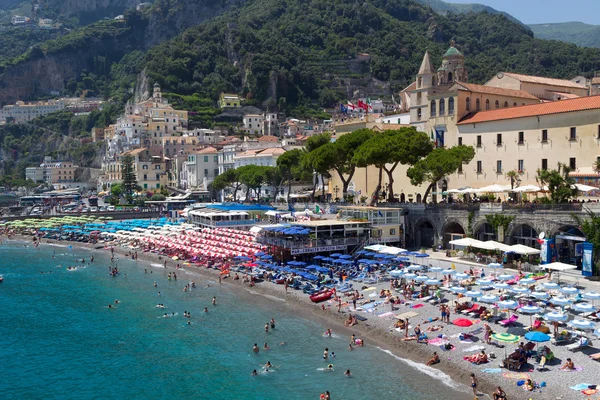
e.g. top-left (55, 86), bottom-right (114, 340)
top-left (42, 0), bottom-right (140, 18)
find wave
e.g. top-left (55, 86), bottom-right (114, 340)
top-left (247, 289), bottom-right (286, 303)
top-left (375, 347), bottom-right (469, 392)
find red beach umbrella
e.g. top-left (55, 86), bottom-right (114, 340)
top-left (452, 318), bottom-right (473, 327)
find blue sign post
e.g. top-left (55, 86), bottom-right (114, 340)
top-left (582, 242), bottom-right (594, 277)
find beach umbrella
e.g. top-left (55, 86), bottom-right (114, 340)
top-left (543, 311), bottom-right (568, 322)
top-left (568, 319), bottom-right (596, 331)
top-left (407, 265), bottom-right (424, 271)
top-left (531, 291), bottom-right (550, 299)
top-left (561, 286), bottom-right (580, 296)
top-left (498, 300), bottom-right (519, 309)
top-left (396, 257), bottom-right (411, 262)
top-left (389, 270), bottom-right (404, 278)
top-left (465, 290), bottom-right (483, 298)
top-left (414, 253), bottom-right (430, 258)
top-left (441, 269), bottom-right (456, 275)
top-left (524, 331), bottom-right (551, 353)
top-left (415, 275), bottom-right (430, 282)
top-left (339, 255), bottom-right (353, 259)
top-left (430, 267), bottom-right (443, 273)
top-left (542, 282), bottom-right (560, 290)
top-left (550, 297), bottom-right (572, 308)
top-left (510, 287), bottom-right (531, 295)
top-left (480, 294), bottom-right (499, 304)
top-left (425, 279), bottom-right (441, 286)
top-left (572, 303), bottom-right (595, 313)
top-left (518, 278), bottom-right (535, 286)
top-left (520, 305), bottom-right (543, 326)
top-left (476, 278), bottom-right (493, 286)
top-left (582, 292), bottom-right (600, 301)
top-left (498, 274), bottom-right (515, 281)
top-left (313, 255), bottom-right (324, 260)
top-left (594, 330), bottom-right (600, 338)
top-left (403, 273), bottom-right (418, 280)
top-left (450, 286), bottom-right (467, 294)
top-left (491, 332), bottom-right (520, 357)
top-left (488, 263), bottom-right (503, 269)
top-left (330, 253), bottom-right (343, 258)
top-left (455, 272), bottom-right (470, 280)
top-left (494, 282), bottom-right (510, 290)
top-left (453, 318), bottom-right (473, 327)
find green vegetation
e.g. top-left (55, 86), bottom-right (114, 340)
top-left (535, 163), bottom-right (578, 204)
top-left (529, 22), bottom-right (600, 49)
top-left (413, 0), bottom-right (523, 25)
top-left (164, 93), bottom-right (222, 129)
top-left (120, 154), bottom-right (137, 203)
top-left (485, 214), bottom-right (515, 237)
top-left (0, 28), bottom-right (63, 65)
top-left (573, 209), bottom-right (600, 275)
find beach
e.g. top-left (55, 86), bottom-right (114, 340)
top-left (5, 232), bottom-right (600, 400)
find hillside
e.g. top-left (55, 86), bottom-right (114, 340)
top-left (529, 22), bottom-right (600, 49)
top-left (412, 0), bottom-right (523, 25)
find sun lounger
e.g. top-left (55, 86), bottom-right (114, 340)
top-left (469, 306), bottom-right (487, 317)
top-left (567, 337), bottom-right (592, 352)
top-left (502, 357), bottom-right (524, 371)
top-left (551, 332), bottom-right (573, 345)
top-left (461, 304), bottom-right (479, 315)
top-left (499, 314), bottom-right (518, 326)
top-left (589, 353), bottom-right (600, 361)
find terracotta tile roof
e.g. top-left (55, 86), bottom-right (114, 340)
top-left (258, 135), bottom-right (279, 142)
top-left (458, 95), bottom-right (600, 125)
top-left (500, 72), bottom-right (587, 89)
top-left (401, 81), bottom-right (417, 93)
top-left (123, 147), bottom-right (147, 155)
top-left (550, 91), bottom-right (580, 99)
top-left (592, 77), bottom-right (600, 85)
top-left (455, 82), bottom-right (539, 100)
top-left (197, 146), bottom-right (217, 154)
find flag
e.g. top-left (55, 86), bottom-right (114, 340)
top-left (347, 101), bottom-right (356, 111)
top-left (366, 97), bottom-right (373, 112)
top-left (378, 210), bottom-right (383, 217)
top-left (315, 204), bottom-right (321, 214)
top-left (435, 129), bottom-right (445, 148)
top-left (340, 104), bottom-right (348, 114)
top-left (357, 99), bottom-right (368, 111)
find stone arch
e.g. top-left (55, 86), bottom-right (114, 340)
top-left (472, 220), bottom-right (496, 241)
top-left (475, 98), bottom-right (481, 111)
top-left (414, 217), bottom-right (436, 248)
top-left (441, 219), bottom-right (466, 248)
top-left (507, 223), bottom-right (539, 248)
top-left (416, 193), bottom-right (422, 203)
top-left (400, 193), bottom-right (406, 203)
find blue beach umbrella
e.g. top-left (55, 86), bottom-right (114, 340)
top-left (407, 265), bottom-right (423, 271)
top-left (582, 292), bottom-right (600, 301)
top-left (339, 255), bottom-right (353, 259)
top-left (531, 291), bottom-right (550, 299)
top-left (550, 297), bottom-right (572, 307)
top-left (518, 278), bottom-right (535, 286)
top-left (543, 311), bottom-right (568, 322)
top-left (355, 250), bottom-right (368, 255)
top-left (510, 287), bottom-right (531, 295)
top-left (498, 300), bottom-right (519, 309)
top-left (414, 275), bottom-right (430, 282)
top-left (487, 263), bottom-right (503, 269)
top-left (389, 270), bottom-right (404, 278)
top-left (450, 286), bottom-right (467, 294)
top-left (429, 267), bottom-right (443, 273)
top-left (442, 269), bottom-right (456, 275)
top-left (396, 257), bottom-right (411, 262)
top-left (480, 294), bottom-right (499, 303)
top-left (524, 331), bottom-right (551, 347)
top-left (330, 253), bottom-right (343, 258)
top-left (477, 278), bottom-right (493, 286)
top-left (568, 319), bottom-right (596, 331)
top-left (572, 303), bottom-right (595, 313)
top-left (403, 273), bottom-right (418, 280)
top-left (594, 329), bottom-right (600, 338)
top-left (313, 255), bottom-right (324, 260)
top-left (561, 286), bottom-right (580, 296)
top-left (357, 259), bottom-right (371, 264)
top-left (542, 282), bottom-right (560, 290)
top-left (494, 282), bottom-right (511, 290)
top-left (455, 272), bottom-right (470, 280)
top-left (465, 290), bottom-right (483, 298)
top-left (521, 305), bottom-right (542, 314)
top-left (426, 279), bottom-right (441, 286)
top-left (414, 253), bottom-right (430, 258)
top-left (498, 274), bottom-right (515, 281)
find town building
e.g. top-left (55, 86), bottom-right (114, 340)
top-left (338, 206), bottom-right (406, 246)
top-left (25, 167), bottom-right (45, 183)
top-left (242, 114), bottom-right (264, 135)
top-left (183, 147), bottom-right (219, 191)
top-left (11, 15), bottom-right (29, 25)
top-left (0, 100), bottom-right (65, 123)
top-left (219, 93), bottom-right (242, 109)
top-left (99, 148), bottom-right (168, 192)
top-left (485, 72), bottom-right (588, 101)
top-left (233, 147), bottom-right (286, 168)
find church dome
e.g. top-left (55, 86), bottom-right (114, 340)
top-left (443, 41), bottom-right (463, 59)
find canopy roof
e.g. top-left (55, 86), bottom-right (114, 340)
top-left (543, 262), bottom-right (578, 271)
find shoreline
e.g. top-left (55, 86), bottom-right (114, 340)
top-left (13, 235), bottom-right (504, 399)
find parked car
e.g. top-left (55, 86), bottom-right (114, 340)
top-left (107, 205), bottom-right (115, 212)
top-left (90, 207), bottom-right (98, 212)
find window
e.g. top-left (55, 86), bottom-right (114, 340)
top-left (155, 165), bottom-right (160, 170)
top-left (518, 131), bottom-right (524, 144)
top-left (143, 183), bottom-right (148, 189)
top-left (485, 99), bottom-right (490, 110)
top-left (439, 99), bottom-right (445, 115)
top-left (390, 228), bottom-right (397, 235)
top-left (204, 169), bottom-right (209, 176)
top-left (496, 160), bottom-right (502, 173)
top-left (214, 169), bottom-right (219, 176)
top-left (417, 108), bottom-right (422, 120)
top-left (214, 156), bottom-right (218, 162)
top-left (143, 174), bottom-right (147, 180)
top-left (541, 159), bottom-right (548, 170)
top-left (569, 157), bottom-right (576, 170)
top-left (476, 98), bottom-right (481, 111)
top-left (570, 127), bottom-right (577, 141)
top-left (518, 159), bottom-right (524, 172)
top-left (448, 97), bottom-right (455, 114)
top-left (476, 135), bottom-right (482, 147)
top-left (417, 92), bottom-right (422, 104)
top-left (465, 97), bottom-right (471, 111)
top-left (458, 137), bottom-right (463, 146)
top-left (204, 156), bottom-right (209, 162)
top-left (541, 129), bottom-right (548, 142)
top-left (597, 125), bottom-right (600, 139)
top-left (496, 133), bottom-right (502, 146)
top-left (155, 174), bottom-right (160, 180)
top-left (430, 100), bottom-right (436, 117)
top-left (495, 100), bottom-right (500, 109)
top-left (477, 161), bottom-right (483, 173)
top-left (458, 163), bottom-right (463, 174)
top-left (513, 102), bottom-right (517, 107)
top-left (156, 183), bottom-right (160, 189)
top-left (503, 101), bottom-right (509, 108)
top-left (418, 77), bottom-right (422, 88)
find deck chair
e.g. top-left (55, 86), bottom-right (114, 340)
top-left (567, 337), bottom-right (591, 352)
top-left (461, 304), bottom-right (479, 315)
top-left (499, 314), bottom-right (518, 327)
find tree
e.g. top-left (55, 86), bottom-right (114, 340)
top-left (535, 163), bottom-right (577, 204)
top-left (407, 145), bottom-right (475, 203)
top-left (109, 183), bottom-right (122, 205)
top-left (304, 132), bottom-right (332, 200)
top-left (506, 170), bottom-right (521, 190)
top-left (277, 149), bottom-right (310, 203)
top-left (120, 154), bottom-right (137, 204)
top-left (353, 128), bottom-right (433, 203)
top-left (573, 209), bottom-right (600, 275)
top-left (212, 168), bottom-right (240, 201)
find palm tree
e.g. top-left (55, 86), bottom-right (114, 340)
top-left (506, 170), bottom-right (521, 190)
top-left (593, 160), bottom-right (600, 174)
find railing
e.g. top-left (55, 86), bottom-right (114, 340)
top-left (214, 219), bottom-right (257, 227)
top-left (257, 236), bottom-right (360, 249)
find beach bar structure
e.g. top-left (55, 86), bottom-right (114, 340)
top-left (256, 219), bottom-right (370, 261)
top-left (337, 206), bottom-right (405, 246)
top-left (187, 203), bottom-right (275, 230)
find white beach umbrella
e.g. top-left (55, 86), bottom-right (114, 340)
top-left (465, 290), bottom-right (483, 298)
top-left (568, 319), bottom-right (596, 331)
top-left (561, 286), bottom-right (580, 296)
top-left (582, 292), bottom-right (600, 301)
top-left (550, 297), bottom-right (572, 307)
top-left (521, 305), bottom-right (542, 314)
top-left (518, 278), bottom-right (535, 286)
top-left (415, 275), bottom-right (430, 282)
top-left (542, 282), bottom-right (560, 290)
top-left (572, 303), bottom-right (595, 313)
top-left (442, 269), bottom-right (456, 275)
top-left (403, 273), bottom-right (418, 280)
top-left (531, 291), bottom-right (550, 299)
top-left (480, 294), bottom-right (499, 303)
top-left (594, 329), bottom-right (600, 338)
top-left (407, 265), bottom-right (424, 271)
top-left (430, 267), bottom-right (443, 272)
top-left (487, 262), bottom-right (503, 269)
top-left (498, 300), bottom-right (519, 309)
top-left (426, 279), bottom-right (442, 286)
top-left (455, 272), bottom-right (470, 280)
top-left (511, 287), bottom-right (531, 295)
top-left (543, 311), bottom-right (568, 322)
top-left (477, 278), bottom-right (493, 286)
top-left (494, 282), bottom-right (510, 290)
top-left (498, 274), bottom-right (515, 281)
top-left (450, 286), bottom-right (467, 294)
top-left (389, 270), bottom-right (404, 278)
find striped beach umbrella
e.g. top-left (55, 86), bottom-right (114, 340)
top-left (455, 272), bottom-right (470, 280)
top-left (561, 286), bottom-right (580, 296)
top-left (542, 282), bottom-right (560, 290)
top-left (491, 332), bottom-right (520, 357)
top-left (477, 278), bottom-right (493, 286)
top-left (568, 319), bottom-right (596, 331)
top-left (494, 282), bottom-right (510, 290)
top-left (450, 286), bottom-right (467, 294)
top-left (572, 303), bottom-right (595, 313)
top-left (550, 297), bottom-right (572, 307)
top-left (415, 275), bottom-right (430, 282)
top-left (498, 300), bottom-right (519, 309)
top-left (465, 290), bottom-right (483, 298)
top-left (510, 287), bottom-right (531, 295)
top-left (498, 274), bottom-right (515, 281)
top-left (531, 291), bottom-right (550, 299)
top-left (403, 273), bottom-right (418, 280)
top-left (518, 278), bottom-right (535, 286)
top-left (425, 279), bottom-right (442, 286)
top-left (543, 311), bottom-right (568, 322)
top-left (480, 294), bottom-right (499, 303)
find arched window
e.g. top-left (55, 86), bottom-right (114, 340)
top-left (418, 77), bottom-right (422, 88)
top-left (513, 102), bottom-right (517, 107)
top-left (416, 193), bottom-right (422, 203)
top-left (504, 101), bottom-right (509, 108)
top-left (448, 97), bottom-right (455, 114)
top-left (448, 72), bottom-right (453, 82)
top-left (495, 100), bottom-right (500, 109)
top-left (417, 108), bottom-right (422, 120)
top-left (465, 97), bottom-right (471, 111)
top-left (400, 193), bottom-right (406, 203)
top-left (439, 99), bottom-right (445, 116)
top-left (485, 99), bottom-right (490, 110)
top-left (476, 98), bottom-right (481, 111)
top-left (430, 100), bottom-right (437, 117)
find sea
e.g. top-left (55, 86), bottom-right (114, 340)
top-left (0, 241), bottom-right (471, 399)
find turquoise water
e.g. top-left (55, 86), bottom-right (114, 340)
top-left (0, 242), bottom-right (469, 399)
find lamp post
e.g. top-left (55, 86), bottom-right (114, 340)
top-left (334, 185), bottom-right (340, 202)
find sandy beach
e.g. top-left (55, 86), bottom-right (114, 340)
top-left (11, 234), bottom-right (600, 400)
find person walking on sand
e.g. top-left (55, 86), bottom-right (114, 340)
top-left (404, 318), bottom-right (409, 338)
top-left (470, 373), bottom-right (478, 398)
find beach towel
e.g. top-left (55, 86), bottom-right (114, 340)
top-left (460, 338), bottom-right (474, 344)
top-left (582, 389), bottom-right (598, 395)
top-left (468, 328), bottom-right (484, 335)
top-left (562, 366), bottom-right (584, 372)
top-left (427, 338), bottom-right (449, 346)
top-left (570, 384), bottom-right (592, 391)
top-left (482, 368), bottom-right (502, 374)
top-left (377, 312), bottom-right (395, 318)
top-left (502, 372), bottom-right (530, 380)
top-left (363, 287), bottom-right (377, 291)
top-left (439, 344), bottom-right (455, 351)
top-left (411, 304), bottom-right (425, 309)
top-left (462, 345), bottom-right (485, 353)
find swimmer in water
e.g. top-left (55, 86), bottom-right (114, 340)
top-left (154, 281), bottom-right (157, 287)
top-left (251, 370), bottom-right (258, 376)
top-left (278, 342), bottom-right (287, 346)
top-left (323, 348), bottom-right (329, 360)
top-left (264, 342), bottom-right (270, 350)
top-left (331, 352), bottom-right (336, 359)
top-left (344, 369), bottom-right (351, 376)
top-left (108, 304), bottom-right (113, 309)
top-left (253, 343), bottom-right (260, 353)
top-left (270, 318), bottom-right (276, 329)
top-left (264, 323), bottom-right (269, 333)
top-left (204, 307), bottom-right (209, 313)
top-left (265, 361), bottom-right (272, 369)
top-left (212, 297), bottom-right (216, 305)
top-left (114, 299), bottom-right (120, 304)
top-left (187, 320), bottom-right (191, 325)
top-left (325, 328), bottom-right (332, 336)
top-left (326, 364), bottom-right (334, 371)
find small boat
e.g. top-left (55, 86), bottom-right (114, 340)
top-left (310, 289), bottom-right (335, 303)
top-left (0, 275), bottom-right (3, 283)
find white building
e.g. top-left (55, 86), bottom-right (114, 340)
top-left (184, 147), bottom-right (219, 190)
top-left (234, 147), bottom-right (286, 168)
top-left (11, 15), bottom-right (29, 25)
top-left (381, 113), bottom-right (411, 125)
top-left (0, 100), bottom-right (65, 123)
top-left (25, 167), bottom-right (45, 183)
top-left (242, 114), bottom-right (265, 135)
top-left (217, 144), bottom-right (238, 175)
top-left (188, 128), bottom-right (226, 144)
